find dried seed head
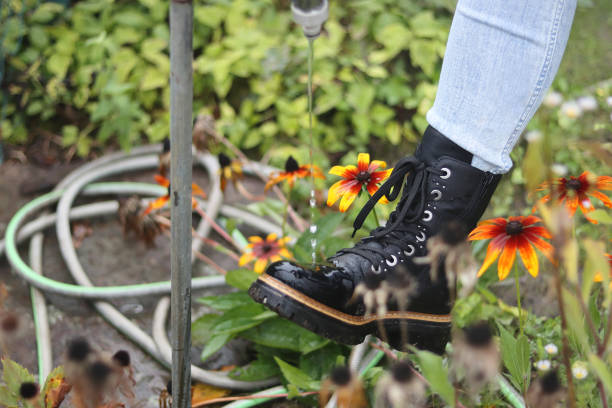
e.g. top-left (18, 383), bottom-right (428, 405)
top-left (363, 270), bottom-right (383, 290)
top-left (112, 350), bottom-right (131, 367)
top-left (386, 267), bottom-right (413, 289)
top-left (218, 153), bottom-right (231, 168)
top-left (166, 379), bottom-right (172, 395)
top-left (463, 322), bottom-right (493, 347)
top-left (67, 337), bottom-right (91, 362)
top-left (1, 313), bottom-right (18, 332)
top-left (19, 382), bottom-right (39, 399)
top-left (330, 366), bottom-right (352, 387)
top-left (440, 220), bottom-right (467, 246)
top-left (87, 361), bottom-right (112, 386)
top-left (162, 138), bottom-right (170, 153)
top-left (391, 361), bottom-right (414, 383)
top-left (541, 371), bottom-right (561, 394)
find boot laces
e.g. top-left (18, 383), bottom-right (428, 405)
top-left (334, 156), bottom-right (442, 266)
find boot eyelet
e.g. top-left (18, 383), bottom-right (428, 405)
top-left (371, 265), bottom-right (382, 274)
top-left (440, 168), bottom-right (451, 179)
top-left (431, 189), bottom-right (442, 200)
top-left (416, 231), bottom-right (426, 242)
top-left (403, 245), bottom-right (415, 256)
top-left (422, 210), bottom-right (433, 222)
top-left (386, 255), bottom-right (397, 267)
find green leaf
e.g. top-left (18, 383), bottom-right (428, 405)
top-left (274, 357), bottom-right (320, 391)
top-left (588, 354), bottom-right (612, 396)
top-left (46, 54), bottom-right (71, 80)
top-left (230, 355), bottom-right (280, 381)
top-left (409, 39), bottom-right (440, 77)
top-left (522, 136), bottom-right (547, 192)
top-left (30, 3), bottom-right (65, 24)
top-left (197, 292), bottom-right (254, 311)
top-left (415, 350), bottom-right (455, 407)
top-left (241, 318), bottom-right (329, 353)
top-left (2, 357), bottom-right (35, 397)
top-left (299, 343), bottom-right (347, 380)
top-left (140, 68), bottom-right (167, 91)
top-left (192, 314), bottom-right (221, 346)
top-left (201, 333), bottom-right (234, 362)
top-left (225, 269), bottom-right (258, 290)
top-left (0, 385), bottom-right (18, 407)
top-left (499, 326), bottom-right (531, 393)
top-left (211, 305), bottom-right (274, 336)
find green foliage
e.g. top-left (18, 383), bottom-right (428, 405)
top-left (498, 326), bottom-right (531, 394)
top-left (415, 350), bottom-right (455, 407)
top-left (1, 0), bottom-right (451, 156)
top-left (0, 358), bottom-right (67, 408)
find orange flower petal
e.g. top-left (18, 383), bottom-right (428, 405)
top-left (155, 174), bottom-right (170, 187)
top-left (368, 160), bottom-right (387, 173)
top-left (265, 174), bottom-right (285, 191)
top-left (357, 153), bottom-right (370, 172)
top-left (497, 237), bottom-right (517, 280)
top-left (329, 165), bottom-right (358, 179)
top-left (327, 179), bottom-right (360, 206)
top-left (192, 183), bottom-right (206, 198)
top-left (339, 190), bottom-right (358, 212)
top-left (254, 258), bottom-right (268, 274)
top-left (269, 255), bottom-right (282, 263)
top-left (239, 252), bottom-right (254, 266)
top-left (589, 190), bottom-right (612, 208)
top-left (596, 176), bottom-right (612, 190)
top-left (468, 224), bottom-right (505, 241)
top-left (266, 233), bottom-right (278, 242)
top-left (477, 235), bottom-right (506, 277)
top-left (517, 237), bottom-right (539, 277)
top-left (524, 226), bottom-right (551, 239)
top-left (279, 248), bottom-right (292, 258)
top-left (520, 215), bottom-right (541, 227)
top-left (144, 196), bottom-right (169, 215)
top-left (524, 232), bottom-right (555, 264)
top-left (370, 169), bottom-right (392, 183)
top-left (248, 236), bottom-right (263, 243)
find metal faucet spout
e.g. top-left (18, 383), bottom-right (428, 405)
top-left (291, 0), bottom-right (329, 39)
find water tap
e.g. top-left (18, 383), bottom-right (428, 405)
top-left (291, 0), bottom-right (329, 39)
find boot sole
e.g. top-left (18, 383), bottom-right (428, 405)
top-left (249, 274), bottom-right (451, 353)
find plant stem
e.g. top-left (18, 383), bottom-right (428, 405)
top-left (514, 263), bottom-right (523, 336)
top-left (371, 203), bottom-right (381, 228)
top-left (599, 381), bottom-right (609, 408)
top-left (573, 283), bottom-right (602, 351)
top-left (281, 186), bottom-right (291, 236)
top-left (553, 264), bottom-right (577, 408)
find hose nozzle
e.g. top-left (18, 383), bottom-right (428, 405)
top-left (291, 0), bottom-right (329, 39)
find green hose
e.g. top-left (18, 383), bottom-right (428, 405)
top-left (4, 183), bottom-right (226, 298)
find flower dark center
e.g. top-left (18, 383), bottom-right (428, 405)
top-left (566, 179), bottom-right (582, 191)
top-left (218, 153), bottom-right (231, 168)
top-left (261, 243), bottom-right (273, 254)
top-left (355, 171), bottom-right (370, 183)
top-left (285, 156), bottom-right (300, 173)
top-left (505, 221), bottom-right (523, 235)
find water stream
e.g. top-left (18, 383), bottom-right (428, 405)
top-left (307, 38), bottom-right (317, 266)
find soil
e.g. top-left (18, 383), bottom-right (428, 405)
top-left (0, 154), bottom-right (285, 407)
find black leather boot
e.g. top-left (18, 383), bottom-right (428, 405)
top-left (249, 126), bottom-right (501, 353)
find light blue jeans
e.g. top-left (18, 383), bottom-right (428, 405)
top-left (426, 0), bottom-right (577, 174)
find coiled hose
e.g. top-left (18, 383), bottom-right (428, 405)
top-left (0, 145), bottom-right (525, 406)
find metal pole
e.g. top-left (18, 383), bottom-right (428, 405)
top-left (170, 0), bottom-right (193, 407)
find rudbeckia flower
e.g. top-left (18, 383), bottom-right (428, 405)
top-left (468, 216), bottom-right (554, 280)
top-left (218, 153), bottom-right (243, 192)
top-left (144, 175), bottom-right (206, 215)
top-left (264, 156), bottom-right (324, 191)
top-left (327, 153), bottom-right (392, 212)
top-left (537, 171), bottom-right (612, 223)
top-left (239, 233), bottom-right (292, 274)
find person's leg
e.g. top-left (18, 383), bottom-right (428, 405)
top-left (427, 0), bottom-right (577, 174)
top-left (250, 1), bottom-right (578, 353)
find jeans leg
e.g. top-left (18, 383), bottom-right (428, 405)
top-left (426, 0), bottom-right (577, 174)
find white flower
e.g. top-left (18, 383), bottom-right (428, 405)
top-left (560, 101), bottom-right (582, 119)
top-left (551, 164), bottom-right (568, 177)
top-left (535, 359), bottom-right (552, 371)
top-left (544, 343), bottom-right (558, 355)
top-left (577, 95), bottom-right (598, 112)
top-left (543, 91), bottom-right (563, 107)
top-left (606, 96), bottom-right (612, 107)
top-left (525, 130), bottom-right (542, 142)
top-left (572, 361), bottom-right (588, 380)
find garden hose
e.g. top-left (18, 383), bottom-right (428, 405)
top-left (1, 145), bottom-right (527, 405)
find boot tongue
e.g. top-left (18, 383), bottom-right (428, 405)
top-left (415, 126), bottom-right (473, 165)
